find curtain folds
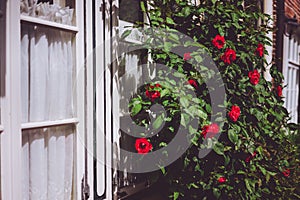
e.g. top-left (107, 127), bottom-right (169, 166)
top-left (22, 126), bottom-right (74, 200)
top-left (21, 25), bottom-right (74, 200)
top-left (21, 25), bottom-right (74, 123)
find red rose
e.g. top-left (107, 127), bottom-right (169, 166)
top-left (152, 91), bottom-right (160, 99)
top-left (255, 43), bottom-right (264, 57)
top-left (228, 105), bottom-right (240, 122)
top-left (218, 176), bottom-right (226, 183)
top-left (277, 85), bottom-right (282, 97)
top-left (221, 48), bottom-right (236, 64)
top-left (248, 69), bottom-right (260, 85)
top-left (155, 83), bottom-right (162, 88)
top-left (184, 52), bottom-right (192, 61)
top-left (282, 169), bottom-right (290, 177)
top-left (135, 138), bottom-right (153, 154)
top-left (245, 151), bottom-right (257, 163)
top-left (146, 90), bottom-right (151, 98)
top-left (201, 123), bottom-right (219, 139)
top-left (212, 35), bottom-right (225, 49)
top-left (146, 90), bottom-right (160, 101)
top-left (146, 84), bottom-right (161, 101)
top-left (188, 79), bottom-right (198, 88)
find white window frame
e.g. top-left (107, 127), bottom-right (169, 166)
top-left (282, 34), bottom-right (300, 124)
top-left (1, 0), bottom-right (86, 199)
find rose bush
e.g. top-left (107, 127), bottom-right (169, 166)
top-left (125, 0), bottom-right (299, 199)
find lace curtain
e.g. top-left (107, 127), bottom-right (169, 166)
top-left (21, 24), bottom-right (74, 200)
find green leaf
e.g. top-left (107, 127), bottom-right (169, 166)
top-left (180, 96), bottom-right (189, 108)
top-left (182, 7), bottom-right (191, 16)
top-left (258, 165), bottom-right (267, 175)
top-left (173, 71), bottom-right (186, 78)
top-left (228, 129), bottom-right (238, 144)
top-left (245, 179), bottom-right (252, 193)
top-left (194, 55), bottom-right (203, 63)
top-left (213, 142), bottom-right (224, 155)
top-left (166, 17), bottom-right (175, 24)
top-left (159, 142), bottom-right (167, 147)
top-left (160, 89), bottom-right (170, 97)
top-left (168, 126), bottom-right (175, 132)
top-left (267, 171), bottom-right (277, 176)
top-left (173, 192), bottom-right (179, 200)
top-left (121, 29), bottom-right (132, 39)
top-left (153, 115), bottom-right (164, 129)
top-left (131, 103), bottom-right (142, 116)
top-left (262, 188), bottom-right (271, 194)
top-left (160, 166), bottom-right (166, 175)
top-left (187, 183), bottom-right (199, 189)
top-left (213, 188), bottom-right (221, 198)
top-left (140, 1), bottom-right (146, 12)
top-left (180, 113), bottom-right (189, 127)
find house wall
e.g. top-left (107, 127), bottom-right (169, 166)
top-left (272, 0), bottom-right (300, 68)
top-left (285, 0), bottom-right (300, 22)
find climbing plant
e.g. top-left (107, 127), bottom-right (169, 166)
top-left (124, 0), bottom-right (299, 199)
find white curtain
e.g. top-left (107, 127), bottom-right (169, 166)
top-left (21, 25), bottom-right (74, 200)
top-left (22, 126), bottom-right (74, 200)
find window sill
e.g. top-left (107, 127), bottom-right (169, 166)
top-left (21, 118), bottom-right (79, 130)
top-left (20, 15), bottom-right (78, 33)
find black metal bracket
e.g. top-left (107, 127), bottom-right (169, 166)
top-left (82, 176), bottom-right (90, 200)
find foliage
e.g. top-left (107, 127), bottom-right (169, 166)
top-left (125, 0), bottom-right (299, 199)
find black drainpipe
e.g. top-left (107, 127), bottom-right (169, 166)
top-left (276, 0), bottom-right (285, 72)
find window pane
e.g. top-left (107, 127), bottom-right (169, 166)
top-left (22, 125), bottom-right (75, 200)
top-left (20, 0), bottom-right (75, 26)
top-left (21, 24), bottom-right (75, 123)
top-left (119, 0), bottom-right (143, 24)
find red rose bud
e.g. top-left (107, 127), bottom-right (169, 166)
top-left (202, 123), bottom-right (219, 139)
top-left (248, 69), bottom-right (260, 85)
top-left (212, 35), bottom-right (225, 49)
top-left (146, 90), bottom-right (161, 101)
top-left (282, 169), bottom-right (290, 177)
top-left (277, 85), bottom-right (282, 97)
top-left (221, 48), bottom-right (236, 64)
top-left (146, 90), bottom-right (151, 98)
top-left (152, 91), bottom-right (160, 99)
top-left (135, 138), bottom-right (153, 154)
top-left (218, 176), bottom-right (226, 183)
top-left (245, 156), bottom-right (251, 163)
top-left (255, 43), bottom-right (264, 57)
top-left (245, 151), bottom-right (257, 162)
top-left (184, 52), bottom-right (192, 61)
top-left (188, 79), bottom-right (198, 88)
top-left (228, 105), bottom-right (240, 122)
top-left (155, 83), bottom-right (162, 88)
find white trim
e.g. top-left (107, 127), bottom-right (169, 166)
top-left (103, 0), bottom-right (113, 198)
top-left (1, 0), bottom-right (22, 199)
top-left (1, 0), bottom-right (86, 199)
top-left (263, 0), bottom-right (273, 81)
top-left (85, 0), bottom-right (95, 199)
top-left (75, 0), bottom-right (85, 199)
top-left (20, 15), bottom-right (79, 33)
top-left (283, 35), bottom-right (289, 92)
top-left (21, 118), bottom-right (79, 130)
top-left (95, 0), bottom-right (106, 197)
